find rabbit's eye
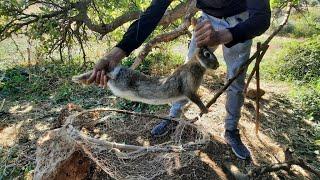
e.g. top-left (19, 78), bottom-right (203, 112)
top-left (203, 51), bottom-right (211, 58)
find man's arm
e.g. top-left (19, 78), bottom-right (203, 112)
top-left (225, 0), bottom-right (271, 47)
top-left (116, 0), bottom-right (172, 56)
top-left (194, 0), bottom-right (271, 48)
top-left (87, 0), bottom-right (172, 86)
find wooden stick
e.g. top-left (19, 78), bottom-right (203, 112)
top-left (193, 4), bottom-right (293, 121)
top-left (195, 45), bottom-right (268, 119)
top-left (243, 2), bottom-right (292, 95)
top-left (246, 159), bottom-right (320, 178)
top-left (243, 45), bottom-right (269, 95)
top-left (255, 43), bottom-right (262, 135)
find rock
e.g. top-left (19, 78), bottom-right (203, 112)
top-left (245, 89), bottom-right (266, 100)
top-left (33, 126), bottom-right (109, 180)
top-left (33, 127), bottom-right (77, 179)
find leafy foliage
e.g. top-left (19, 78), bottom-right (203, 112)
top-left (277, 35), bottom-right (320, 83)
top-left (291, 83), bottom-right (320, 121)
top-left (0, 0), bottom-right (189, 64)
top-left (0, 59), bottom-right (106, 104)
top-left (276, 7), bottom-right (320, 38)
top-left (270, 0), bottom-right (300, 9)
top-left (260, 35), bottom-right (320, 121)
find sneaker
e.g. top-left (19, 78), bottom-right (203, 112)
top-left (151, 118), bottom-right (178, 137)
top-left (224, 129), bottom-right (251, 160)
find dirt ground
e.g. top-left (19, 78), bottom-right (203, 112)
top-left (0, 70), bottom-right (319, 179)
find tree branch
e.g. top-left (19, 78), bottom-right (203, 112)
top-left (223, 149), bottom-right (320, 179)
top-left (78, 0), bottom-right (192, 35)
top-left (131, 0), bottom-right (197, 69)
top-left (0, 0), bottom-right (194, 61)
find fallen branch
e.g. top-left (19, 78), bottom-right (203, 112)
top-left (66, 107), bottom-right (199, 129)
top-left (68, 125), bottom-right (208, 153)
top-left (247, 159), bottom-right (320, 178)
top-left (62, 106), bottom-right (211, 160)
top-left (224, 149), bottom-right (320, 179)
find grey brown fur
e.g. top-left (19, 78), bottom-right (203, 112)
top-left (72, 48), bottom-right (219, 114)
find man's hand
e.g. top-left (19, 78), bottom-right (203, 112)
top-left (195, 20), bottom-right (233, 47)
top-left (87, 47), bottom-right (126, 88)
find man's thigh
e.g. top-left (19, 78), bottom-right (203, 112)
top-left (222, 39), bottom-right (252, 92)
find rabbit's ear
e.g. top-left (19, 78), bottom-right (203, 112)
top-left (72, 71), bottom-right (92, 84)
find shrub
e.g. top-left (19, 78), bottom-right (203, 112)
top-left (292, 84), bottom-right (320, 121)
top-left (271, 7), bottom-right (320, 38)
top-left (0, 59), bottom-right (105, 103)
top-left (308, 0), bottom-right (319, 6)
top-left (277, 35), bottom-right (320, 83)
top-left (121, 55), bottom-right (153, 75)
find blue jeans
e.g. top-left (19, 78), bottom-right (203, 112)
top-left (169, 11), bottom-right (252, 131)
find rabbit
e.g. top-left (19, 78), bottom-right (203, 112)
top-left (72, 47), bottom-right (219, 114)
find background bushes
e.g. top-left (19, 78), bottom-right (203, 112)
top-left (277, 35), bottom-right (320, 83)
top-left (265, 35), bottom-right (320, 121)
top-left (272, 7), bottom-right (320, 38)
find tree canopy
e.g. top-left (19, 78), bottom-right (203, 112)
top-left (0, 0), bottom-right (310, 65)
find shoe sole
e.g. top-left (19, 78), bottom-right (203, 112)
top-left (151, 130), bottom-right (169, 138)
top-left (151, 126), bottom-right (177, 138)
top-left (230, 147), bottom-right (248, 160)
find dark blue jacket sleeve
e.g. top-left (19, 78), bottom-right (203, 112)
top-left (116, 0), bottom-right (172, 56)
top-left (225, 0), bottom-right (271, 47)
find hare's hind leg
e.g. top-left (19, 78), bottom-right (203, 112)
top-left (185, 92), bottom-right (208, 114)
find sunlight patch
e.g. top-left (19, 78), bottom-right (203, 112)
top-left (136, 136), bottom-right (150, 147)
top-left (35, 122), bottom-right (50, 132)
top-left (9, 104), bottom-right (33, 114)
top-left (0, 121), bottom-right (23, 147)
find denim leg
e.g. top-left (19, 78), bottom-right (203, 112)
top-left (223, 40), bottom-right (252, 130)
top-left (169, 99), bottom-right (189, 118)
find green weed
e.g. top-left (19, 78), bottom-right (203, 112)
top-left (0, 59), bottom-right (106, 105)
top-left (272, 7), bottom-right (320, 38)
top-left (277, 35), bottom-right (320, 83)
